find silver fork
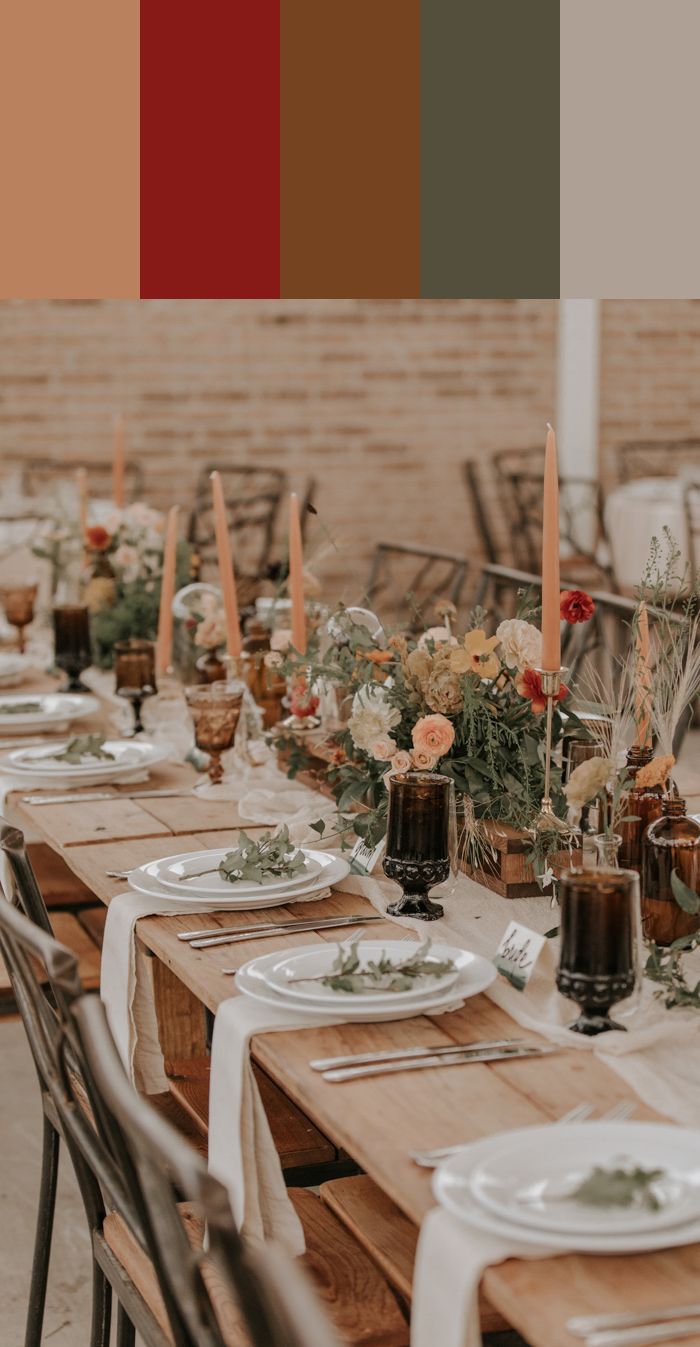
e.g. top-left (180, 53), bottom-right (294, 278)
top-left (410, 1100), bottom-right (635, 1168)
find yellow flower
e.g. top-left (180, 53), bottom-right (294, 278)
top-left (450, 629), bottom-right (500, 680)
top-left (635, 754), bottom-right (675, 791)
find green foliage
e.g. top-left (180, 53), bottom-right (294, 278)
top-left (645, 930), bottom-right (700, 1010)
top-left (311, 936), bottom-right (456, 995)
top-left (89, 541), bottom-right (191, 668)
top-left (180, 826), bottom-right (305, 887)
top-left (671, 869), bottom-right (700, 915)
top-left (0, 701), bottom-right (42, 715)
top-left (571, 1165), bottom-right (665, 1212)
top-left (50, 735), bottom-right (114, 764)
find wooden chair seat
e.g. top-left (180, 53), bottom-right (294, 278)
top-left (165, 1055), bottom-right (339, 1176)
top-left (104, 1188), bottom-right (408, 1347)
top-left (320, 1176), bottom-right (507, 1336)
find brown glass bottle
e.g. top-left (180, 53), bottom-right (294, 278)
top-left (242, 620), bottom-right (286, 729)
top-left (618, 746), bottom-right (664, 873)
top-left (642, 797), bottom-right (700, 946)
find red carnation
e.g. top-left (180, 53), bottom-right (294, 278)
top-left (560, 589), bottom-right (595, 624)
top-left (85, 525), bottom-right (111, 552)
top-left (516, 667), bottom-right (569, 715)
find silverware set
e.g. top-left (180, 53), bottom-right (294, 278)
top-left (170, 913), bottom-right (384, 955)
top-left (22, 787), bottom-right (193, 805)
top-left (409, 1100), bottom-right (636, 1167)
top-left (309, 1036), bottom-right (560, 1084)
top-left (567, 1303), bottom-right (700, 1347)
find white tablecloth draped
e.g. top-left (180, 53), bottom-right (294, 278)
top-left (99, 748), bottom-right (700, 1346)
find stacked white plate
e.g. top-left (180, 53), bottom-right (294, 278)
top-left (235, 939), bottom-right (496, 1021)
top-left (0, 653), bottom-right (31, 689)
top-left (128, 846), bottom-right (351, 911)
top-left (0, 691), bottom-right (99, 735)
top-left (0, 737), bottom-right (168, 788)
top-left (433, 1121), bottom-right (700, 1253)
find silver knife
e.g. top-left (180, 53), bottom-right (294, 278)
top-left (178, 913), bottom-right (383, 942)
top-left (322, 1044), bottom-right (559, 1083)
top-left (21, 787), bottom-right (193, 805)
top-left (585, 1320), bottom-right (700, 1347)
top-left (310, 1038), bottom-right (529, 1071)
top-left (568, 1305), bottom-right (700, 1337)
top-left (198, 914), bottom-right (384, 952)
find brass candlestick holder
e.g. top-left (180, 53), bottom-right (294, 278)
top-left (532, 666), bottom-right (571, 837)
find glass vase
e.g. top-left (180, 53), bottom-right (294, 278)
top-left (618, 746), bottom-right (664, 872)
top-left (593, 833), bottom-right (622, 868)
top-left (642, 796), bottom-right (700, 947)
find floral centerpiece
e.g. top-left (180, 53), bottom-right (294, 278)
top-left (39, 502), bottom-right (192, 667)
top-left (275, 592), bottom-right (594, 883)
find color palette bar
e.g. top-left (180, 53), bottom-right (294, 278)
top-left (1, 0), bottom-right (564, 299)
top-left (140, 0), bottom-right (279, 299)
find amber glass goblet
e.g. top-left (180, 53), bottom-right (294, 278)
top-left (382, 771), bottom-right (452, 921)
top-left (52, 604), bottom-right (92, 692)
top-left (114, 639), bottom-right (157, 736)
top-left (556, 866), bottom-right (641, 1035)
top-left (185, 680), bottom-right (243, 784)
top-left (0, 583), bottom-right (38, 653)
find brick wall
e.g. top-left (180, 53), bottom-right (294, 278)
top-left (600, 300), bottom-right (700, 485)
top-left (0, 299), bottom-right (556, 601)
top-left (2, 298), bottom-right (700, 605)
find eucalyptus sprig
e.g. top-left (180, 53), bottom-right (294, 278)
top-left (180, 825), bottom-right (306, 887)
top-left (0, 701), bottom-right (42, 715)
top-left (301, 936), bottom-right (456, 995)
top-left (50, 735), bottom-right (115, 764)
top-left (571, 1165), bottom-right (665, 1213)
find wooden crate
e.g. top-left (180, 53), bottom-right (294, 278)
top-left (276, 735), bottom-right (339, 799)
top-left (459, 819), bottom-right (581, 899)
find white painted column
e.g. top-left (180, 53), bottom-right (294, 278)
top-left (556, 299), bottom-right (601, 481)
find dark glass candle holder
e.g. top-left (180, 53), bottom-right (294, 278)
top-left (114, 639), bottom-right (157, 736)
top-left (52, 604), bottom-right (92, 692)
top-left (556, 866), bottom-right (640, 1036)
top-left (382, 771), bottom-right (452, 921)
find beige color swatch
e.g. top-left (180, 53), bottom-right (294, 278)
top-left (0, 0), bottom-right (139, 298)
top-left (561, 0), bottom-right (700, 298)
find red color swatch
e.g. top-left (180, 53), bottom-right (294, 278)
top-left (140, 0), bottom-right (280, 298)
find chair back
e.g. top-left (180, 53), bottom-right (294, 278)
top-left (188, 466), bottom-right (287, 591)
top-left (73, 994), bottom-right (339, 1347)
top-left (616, 438), bottom-right (700, 484)
top-left (684, 480), bottom-right (700, 577)
top-left (365, 542), bottom-right (469, 632)
top-left (502, 470), bottom-right (610, 585)
top-left (462, 461), bottom-right (499, 564)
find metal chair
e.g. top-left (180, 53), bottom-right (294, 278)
top-left (18, 457), bottom-right (145, 503)
top-left (615, 438), bottom-right (700, 484)
top-left (364, 542), bottom-right (469, 632)
top-left (74, 991), bottom-right (341, 1347)
top-left (462, 461), bottom-right (500, 564)
top-left (502, 471), bottom-right (612, 588)
top-left (684, 480), bottom-right (700, 577)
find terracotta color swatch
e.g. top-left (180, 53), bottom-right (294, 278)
top-left (421, 0), bottom-right (559, 298)
top-left (280, 0), bottom-right (420, 298)
top-left (140, 0), bottom-right (279, 298)
top-left (0, 0), bottom-right (139, 299)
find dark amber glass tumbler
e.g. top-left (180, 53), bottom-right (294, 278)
top-left (382, 771), bottom-right (452, 921)
top-left (556, 866), bottom-right (641, 1035)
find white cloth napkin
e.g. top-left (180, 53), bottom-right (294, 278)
top-left (411, 1208), bottom-right (557, 1347)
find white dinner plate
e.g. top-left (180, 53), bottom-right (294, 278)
top-left (0, 738), bottom-right (168, 787)
top-left (469, 1122), bottom-right (700, 1236)
top-left (262, 940), bottom-right (463, 1006)
top-left (434, 1123), bottom-right (700, 1253)
top-left (127, 852), bottom-right (350, 910)
top-left (148, 847), bottom-right (324, 898)
top-left (0, 692), bottom-right (99, 733)
top-left (235, 943), bottom-right (496, 1021)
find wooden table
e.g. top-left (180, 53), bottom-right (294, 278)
top-left (8, 699), bottom-right (700, 1347)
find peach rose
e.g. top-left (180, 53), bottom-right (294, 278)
top-left (412, 713), bottom-right (455, 758)
top-left (390, 750), bottom-right (412, 773)
top-left (411, 747), bottom-right (439, 770)
top-left (370, 736), bottom-right (396, 762)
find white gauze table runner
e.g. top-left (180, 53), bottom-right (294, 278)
top-left (100, 749), bottom-right (700, 1338)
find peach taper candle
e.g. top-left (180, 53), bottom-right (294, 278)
top-left (155, 506), bottom-right (178, 676)
top-left (112, 415), bottom-right (126, 509)
top-left (541, 423), bottom-right (561, 671)
top-left (210, 471), bottom-right (242, 659)
top-left (288, 493), bottom-right (307, 656)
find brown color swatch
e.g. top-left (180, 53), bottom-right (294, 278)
top-left (280, 0), bottom-right (420, 298)
top-left (0, 0), bottom-right (139, 298)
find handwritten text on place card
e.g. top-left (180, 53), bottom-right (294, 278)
top-left (493, 921), bottom-right (547, 991)
top-left (349, 836), bottom-right (386, 876)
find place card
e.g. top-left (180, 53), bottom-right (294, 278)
top-left (349, 835), bottom-right (386, 876)
top-left (493, 921), bottom-right (547, 991)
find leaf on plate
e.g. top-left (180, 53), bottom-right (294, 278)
top-left (571, 1165), bottom-right (665, 1212)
